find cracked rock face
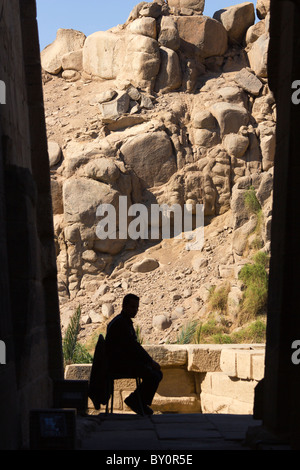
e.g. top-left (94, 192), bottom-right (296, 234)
top-left (43, 0), bottom-right (273, 346)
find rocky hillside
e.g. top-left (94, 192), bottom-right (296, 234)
top-left (41, 0), bottom-right (274, 347)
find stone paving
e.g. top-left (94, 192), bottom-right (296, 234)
top-left (75, 412), bottom-right (283, 452)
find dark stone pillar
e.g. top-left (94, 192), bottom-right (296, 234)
top-left (263, 0), bottom-right (300, 448)
top-left (0, 0), bottom-right (63, 449)
top-left (0, 130), bottom-right (19, 450)
top-left (19, 0), bottom-right (63, 382)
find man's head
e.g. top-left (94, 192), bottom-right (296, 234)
top-left (122, 293), bottom-right (140, 318)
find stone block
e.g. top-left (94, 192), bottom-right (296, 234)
top-left (144, 345), bottom-right (187, 367)
top-left (201, 372), bottom-right (257, 404)
top-left (64, 364), bottom-right (91, 380)
top-left (200, 392), bottom-right (253, 414)
top-left (100, 92), bottom-right (130, 121)
top-left (187, 345), bottom-right (223, 372)
top-left (152, 395), bottom-right (201, 413)
top-left (252, 353), bottom-right (265, 381)
top-left (236, 350), bottom-right (252, 379)
top-left (157, 368), bottom-right (195, 397)
top-left (234, 68), bottom-right (263, 96)
top-left (236, 350), bottom-right (265, 380)
top-left (112, 378), bottom-right (137, 391)
top-left (220, 348), bottom-right (237, 377)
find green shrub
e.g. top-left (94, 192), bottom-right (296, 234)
top-left (191, 319), bottom-right (231, 344)
top-left (208, 282), bottom-right (230, 314)
top-left (238, 252), bottom-right (269, 323)
top-left (62, 306), bottom-right (93, 366)
top-left (199, 319), bottom-right (220, 337)
top-left (244, 186), bottom-right (261, 215)
top-left (210, 333), bottom-right (232, 344)
top-left (244, 186), bottom-right (264, 243)
top-left (175, 321), bottom-right (198, 344)
top-left (250, 235), bottom-right (264, 251)
top-left (253, 250), bottom-right (269, 268)
top-left (231, 319), bottom-right (266, 343)
top-left (174, 317), bottom-right (266, 345)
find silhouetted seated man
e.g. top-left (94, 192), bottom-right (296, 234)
top-left (105, 293), bottom-right (163, 415)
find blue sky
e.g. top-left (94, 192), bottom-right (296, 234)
top-left (36, 1), bottom-right (254, 50)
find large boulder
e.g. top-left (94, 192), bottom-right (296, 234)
top-left (256, 0), bottom-right (271, 19)
top-left (257, 121), bottom-right (276, 171)
top-left (48, 141), bottom-right (62, 167)
top-left (152, 314), bottom-right (172, 331)
top-left (209, 102), bottom-right (249, 137)
top-left (154, 47), bottom-right (182, 93)
top-left (245, 20), bottom-right (266, 46)
top-left (120, 34), bottom-right (161, 90)
top-left (223, 133), bottom-right (249, 158)
top-left (126, 2), bottom-right (148, 22)
top-left (78, 158), bottom-right (121, 184)
top-left (99, 91), bottom-right (130, 121)
top-left (247, 33), bottom-right (269, 78)
top-left (120, 131), bottom-right (177, 187)
top-left (191, 128), bottom-right (220, 147)
top-left (234, 68), bottom-right (263, 96)
top-left (61, 50), bottom-right (83, 71)
top-left (213, 2), bottom-right (255, 44)
top-left (83, 31), bottom-right (160, 90)
top-left (138, 2), bottom-right (162, 18)
top-left (232, 216), bottom-right (258, 255)
top-left (192, 110), bottom-right (217, 130)
top-left (63, 177), bottom-right (120, 226)
top-left (158, 16), bottom-right (180, 51)
top-left (175, 16), bottom-right (228, 59)
top-left (168, 0), bottom-right (205, 14)
top-left (132, 258), bottom-right (160, 273)
top-left (82, 31), bottom-right (123, 79)
top-left (126, 17), bottom-right (157, 39)
top-left (41, 29), bottom-right (86, 74)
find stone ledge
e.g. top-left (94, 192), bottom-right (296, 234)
top-left (220, 347), bottom-right (265, 380)
top-left (144, 345), bottom-right (188, 368)
top-left (151, 394), bottom-right (201, 413)
top-left (200, 392), bottom-right (254, 415)
top-left (64, 344), bottom-right (265, 415)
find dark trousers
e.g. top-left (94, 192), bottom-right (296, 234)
top-left (111, 361), bottom-right (163, 406)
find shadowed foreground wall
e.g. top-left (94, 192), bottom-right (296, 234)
top-left (0, 0), bottom-right (63, 449)
top-left (262, 0), bottom-right (300, 448)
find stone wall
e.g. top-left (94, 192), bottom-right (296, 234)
top-left (65, 344), bottom-right (265, 415)
top-left (0, 0), bottom-right (63, 450)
